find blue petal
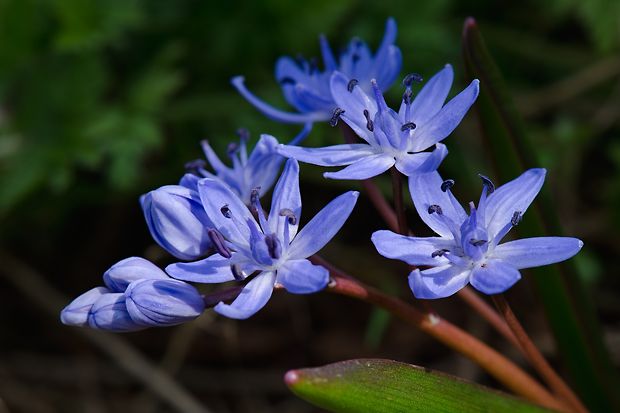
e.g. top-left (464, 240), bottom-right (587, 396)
top-left (231, 76), bottom-right (328, 123)
top-left (484, 168), bottom-right (546, 239)
top-left (125, 279), bottom-right (205, 327)
top-left (142, 185), bottom-right (212, 260)
top-left (103, 257), bottom-right (168, 293)
top-left (288, 122), bottom-right (313, 145)
top-left (395, 143), bottom-right (448, 176)
top-left (244, 134), bottom-right (284, 204)
top-left (277, 259), bottom-right (329, 294)
top-left (373, 45), bottom-right (402, 91)
top-left (410, 79), bottom-right (480, 152)
top-left (493, 237), bottom-right (583, 269)
top-left (399, 65), bottom-right (453, 125)
top-left (288, 191), bottom-right (359, 259)
top-left (268, 159), bottom-right (301, 239)
top-left (409, 171), bottom-right (467, 238)
top-left (165, 254), bottom-right (236, 283)
top-left (319, 35), bottom-right (338, 71)
top-left (289, 83), bottom-right (334, 113)
top-left (61, 286), bottom-right (110, 327)
top-left (87, 293), bottom-right (144, 332)
top-left (197, 178), bottom-right (254, 247)
top-left (323, 154), bottom-right (395, 180)
top-left (330, 71), bottom-right (377, 144)
top-left (470, 259), bottom-right (521, 295)
top-left (408, 265), bottom-right (471, 299)
top-left (371, 230), bottom-right (452, 266)
top-left (214, 271), bottom-right (276, 319)
top-left (277, 143), bottom-right (376, 167)
top-left (201, 140), bottom-right (232, 178)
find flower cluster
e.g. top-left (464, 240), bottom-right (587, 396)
top-left (61, 18), bottom-right (583, 332)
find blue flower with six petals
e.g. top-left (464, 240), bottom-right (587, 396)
top-left (277, 66), bottom-right (479, 180)
top-left (166, 159), bottom-right (359, 319)
top-left (231, 18), bottom-right (402, 124)
top-left (372, 169), bottom-right (583, 298)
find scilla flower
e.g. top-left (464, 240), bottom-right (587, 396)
top-left (372, 169), bottom-right (583, 298)
top-left (277, 67), bottom-right (479, 179)
top-left (232, 18), bottom-right (401, 124)
top-left (181, 127), bottom-right (310, 205)
top-left (166, 159), bottom-right (359, 319)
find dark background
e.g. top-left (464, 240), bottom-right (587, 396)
top-left (1, 1), bottom-right (619, 412)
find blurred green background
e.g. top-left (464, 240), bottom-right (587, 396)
top-left (0, 1), bottom-right (619, 412)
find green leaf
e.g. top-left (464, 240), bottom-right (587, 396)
top-left (286, 359), bottom-right (552, 413)
top-left (462, 17), bottom-right (620, 412)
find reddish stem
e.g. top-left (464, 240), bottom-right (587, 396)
top-left (327, 274), bottom-right (568, 412)
top-left (492, 295), bottom-right (587, 413)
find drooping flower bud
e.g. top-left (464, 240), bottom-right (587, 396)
top-left (103, 257), bottom-right (169, 293)
top-left (141, 185), bottom-right (212, 260)
top-left (87, 293), bottom-right (144, 332)
top-left (60, 286), bottom-right (110, 327)
top-left (125, 279), bottom-right (205, 327)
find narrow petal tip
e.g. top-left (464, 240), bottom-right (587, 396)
top-left (284, 370), bottom-right (301, 387)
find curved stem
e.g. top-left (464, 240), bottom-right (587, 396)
top-left (326, 273), bottom-right (568, 412)
top-left (390, 167), bottom-right (408, 235)
top-left (492, 295), bottom-right (587, 413)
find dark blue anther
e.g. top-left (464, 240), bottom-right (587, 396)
top-left (441, 179), bottom-right (455, 192)
top-left (329, 108), bottom-right (345, 127)
top-left (428, 204), bottom-right (443, 215)
top-left (469, 239), bottom-right (487, 247)
top-left (363, 109), bottom-right (374, 132)
top-left (403, 73), bottom-right (423, 87)
top-left (278, 77), bottom-right (296, 85)
top-left (208, 229), bottom-right (232, 258)
top-left (236, 128), bottom-right (250, 142)
top-left (220, 205), bottom-right (232, 218)
top-left (403, 88), bottom-right (413, 105)
top-left (431, 249), bottom-right (450, 258)
top-left (184, 159), bottom-right (206, 174)
top-left (511, 211), bottom-right (522, 226)
top-left (401, 122), bottom-right (416, 131)
top-left (478, 174), bottom-right (495, 194)
top-left (347, 79), bottom-right (359, 92)
top-left (279, 208), bottom-right (297, 225)
top-left (227, 143), bottom-right (239, 157)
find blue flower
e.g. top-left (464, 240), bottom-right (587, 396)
top-left (141, 185), bottom-right (213, 261)
top-left (61, 257), bottom-right (205, 331)
top-left (231, 18), bottom-right (402, 124)
top-left (372, 169), bottom-right (583, 298)
top-left (166, 159), bottom-right (359, 319)
top-left (277, 66), bottom-right (479, 179)
top-left (181, 127), bottom-right (310, 205)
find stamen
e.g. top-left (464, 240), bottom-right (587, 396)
top-left (402, 88), bottom-right (413, 105)
top-left (208, 229), bottom-right (232, 258)
top-left (431, 249), bottom-right (450, 258)
top-left (478, 174), bottom-right (495, 194)
top-left (227, 143), bottom-right (239, 157)
top-left (250, 187), bottom-right (261, 208)
top-left (279, 208), bottom-right (297, 225)
top-left (428, 204), bottom-right (443, 215)
top-left (220, 205), bottom-right (232, 218)
top-left (469, 239), bottom-right (487, 247)
top-left (511, 211), bottom-right (522, 226)
top-left (236, 128), bottom-right (250, 142)
top-left (441, 179), bottom-right (455, 192)
top-left (278, 77), bottom-right (296, 86)
top-left (401, 122), bottom-right (416, 131)
top-left (363, 109), bottom-right (374, 131)
top-left (231, 264), bottom-right (244, 281)
top-left (264, 234), bottom-right (282, 259)
top-left (184, 159), bottom-right (206, 174)
top-left (309, 57), bottom-right (318, 74)
top-left (329, 108), bottom-right (345, 127)
top-left (403, 73), bottom-right (423, 87)
top-left (347, 79), bottom-right (359, 92)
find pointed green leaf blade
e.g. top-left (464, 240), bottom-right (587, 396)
top-left (286, 359), bottom-right (552, 413)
